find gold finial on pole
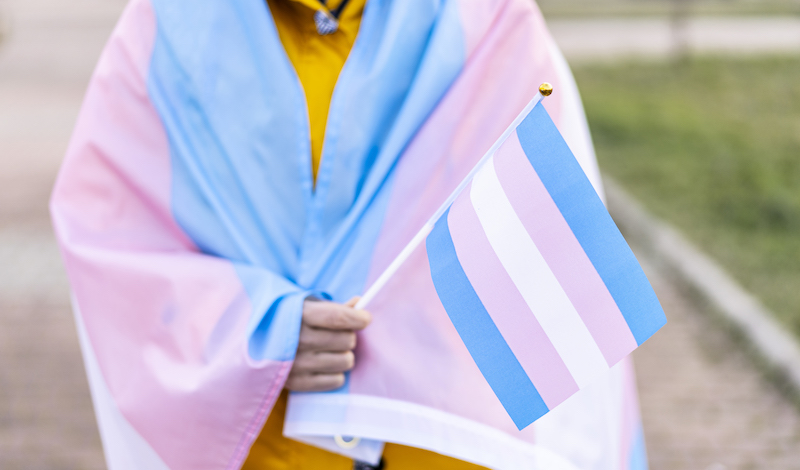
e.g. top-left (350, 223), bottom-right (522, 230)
top-left (539, 82), bottom-right (553, 97)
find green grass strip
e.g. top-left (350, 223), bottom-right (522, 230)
top-left (573, 56), bottom-right (800, 336)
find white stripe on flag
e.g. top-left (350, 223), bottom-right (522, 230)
top-left (469, 157), bottom-right (608, 388)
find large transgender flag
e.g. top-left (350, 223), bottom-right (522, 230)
top-left (52, 0), bottom-right (657, 467)
top-left (425, 98), bottom-right (666, 430)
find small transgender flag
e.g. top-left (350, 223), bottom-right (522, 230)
top-left (422, 96), bottom-right (666, 430)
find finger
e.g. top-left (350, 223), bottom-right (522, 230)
top-left (345, 296), bottom-right (360, 308)
top-left (285, 373), bottom-right (346, 392)
top-left (303, 300), bottom-right (371, 331)
top-left (292, 350), bottom-right (355, 374)
top-left (303, 300), bottom-right (370, 330)
top-left (297, 324), bottom-right (357, 352)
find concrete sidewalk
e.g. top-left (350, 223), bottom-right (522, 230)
top-left (549, 16), bottom-right (800, 62)
top-left (634, 256), bottom-right (800, 469)
top-left (1, 2), bottom-right (799, 468)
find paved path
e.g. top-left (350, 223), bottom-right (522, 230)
top-left (0, 1), bottom-right (125, 468)
top-left (1, 2), bottom-right (800, 468)
top-left (549, 16), bottom-right (800, 61)
top-left (635, 258), bottom-right (800, 469)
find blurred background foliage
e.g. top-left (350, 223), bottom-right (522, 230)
top-left (573, 57), bottom-right (800, 336)
top-left (538, 0), bottom-right (800, 16)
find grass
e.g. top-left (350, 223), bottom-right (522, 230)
top-left (572, 56), bottom-right (800, 336)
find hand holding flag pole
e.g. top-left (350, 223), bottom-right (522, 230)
top-left (308, 77), bottom-right (662, 454)
top-left (355, 83), bottom-right (555, 310)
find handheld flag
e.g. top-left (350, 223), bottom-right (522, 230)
top-left (359, 87), bottom-right (666, 430)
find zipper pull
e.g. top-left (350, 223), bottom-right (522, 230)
top-left (314, 9), bottom-right (339, 35)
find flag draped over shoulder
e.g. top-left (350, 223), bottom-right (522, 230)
top-left (51, 0), bottom-right (653, 469)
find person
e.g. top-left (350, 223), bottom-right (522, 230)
top-left (51, 0), bottom-right (648, 469)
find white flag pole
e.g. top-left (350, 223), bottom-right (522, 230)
top-left (355, 86), bottom-right (552, 310)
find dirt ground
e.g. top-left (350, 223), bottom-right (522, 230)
top-left (1, 1), bottom-right (799, 468)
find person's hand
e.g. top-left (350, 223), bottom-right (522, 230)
top-left (285, 297), bottom-right (371, 392)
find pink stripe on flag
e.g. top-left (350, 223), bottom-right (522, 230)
top-left (448, 184), bottom-right (578, 409)
top-left (493, 132), bottom-right (638, 366)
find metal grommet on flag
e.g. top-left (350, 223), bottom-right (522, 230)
top-left (334, 434), bottom-right (361, 449)
top-left (314, 9), bottom-right (339, 35)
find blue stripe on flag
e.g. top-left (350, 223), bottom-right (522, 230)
top-left (426, 208), bottom-right (549, 429)
top-left (516, 103), bottom-right (666, 345)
